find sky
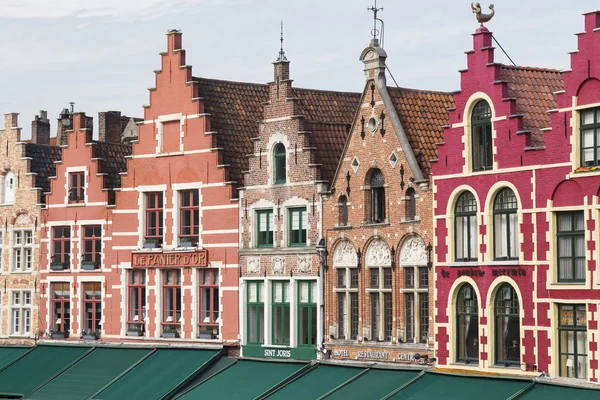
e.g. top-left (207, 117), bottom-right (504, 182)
top-left (1, 0), bottom-right (598, 139)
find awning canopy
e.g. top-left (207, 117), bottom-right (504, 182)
top-left (323, 368), bottom-right (420, 399)
top-left (0, 347), bottom-right (32, 371)
top-left (515, 382), bottom-right (600, 399)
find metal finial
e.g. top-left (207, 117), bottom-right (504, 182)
top-left (367, 0), bottom-right (384, 41)
top-left (277, 20), bottom-right (287, 62)
top-left (471, 3), bottom-right (495, 26)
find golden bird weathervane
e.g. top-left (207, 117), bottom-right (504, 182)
top-left (471, 2), bottom-right (495, 25)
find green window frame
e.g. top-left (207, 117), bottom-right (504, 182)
top-left (493, 188), bottom-right (518, 260)
top-left (272, 281), bottom-right (290, 345)
top-left (454, 191), bottom-right (478, 261)
top-left (288, 207), bottom-right (307, 247)
top-left (246, 281), bottom-right (264, 344)
top-left (471, 100), bottom-right (493, 171)
top-left (256, 210), bottom-right (274, 248)
top-left (456, 284), bottom-right (479, 364)
top-left (494, 284), bottom-right (520, 366)
top-left (557, 211), bottom-right (585, 283)
top-left (558, 304), bottom-right (587, 379)
top-left (580, 108), bottom-right (600, 167)
top-left (298, 280), bottom-right (317, 346)
top-left (274, 143), bottom-right (286, 184)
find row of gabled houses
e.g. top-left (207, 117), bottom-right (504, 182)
top-left (3, 10), bottom-right (600, 385)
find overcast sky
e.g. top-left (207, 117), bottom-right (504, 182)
top-left (1, 0), bottom-right (598, 138)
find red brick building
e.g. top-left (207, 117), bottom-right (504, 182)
top-left (434, 12), bottom-right (600, 383)
top-left (238, 49), bottom-right (360, 360)
top-left (322, 37), bottom-right (452, 364)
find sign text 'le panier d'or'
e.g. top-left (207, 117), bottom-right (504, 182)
top-left (132, 250), bottom-right (208, 268)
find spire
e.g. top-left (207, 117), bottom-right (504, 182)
top-left (276, 20), bottom-right (287, 62)
top-left (367, 0), bottom-right (384, 47)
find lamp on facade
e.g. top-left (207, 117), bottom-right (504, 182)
top-left (426, 242), bottom-right (433, 269)
top-left (356, 248), bottom-right (362, 271)
top-left (390, 246), bottom-right (396, 269)
top-left (316, 238), bottom-right (328, 271)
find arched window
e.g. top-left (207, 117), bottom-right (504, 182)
top-left (369, 169), bottom-right (385, 223)
top-left (338, 195), bottom-right (348, 226)
top-left (494, 188), bottom-right (518, 260)
top-left (456, 284), bottom-right (479, 363)
top-left (455, 192), bottom-right (477, 261)
top-left (472, 100), bottom-right (492, 171)
top-left (495, 284), bottom-right (520, 366)
top-left (2, 171), bottom-right (14, 204)
top-left (405, 188), bottom-right (416, 221)
top-left (274, 143), bottom-right (286, 184)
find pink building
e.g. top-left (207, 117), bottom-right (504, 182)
top-left (433, 12), bottom-right (600, 383)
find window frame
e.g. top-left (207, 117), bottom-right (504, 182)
top-left (145, 192), bottom-right (164, 245)
top-left (256, 209), bottom-right (274, 248)
top-left (51, 283), bottom-right (70, 333)
top-left (179, 190), bottom-right (199, 242)
top-left (494, 284), bottom-right (521, 366)
top-left (246, 280), bottom-right (265, 345)
top-left (128, 270), bottom-right (146, 332)
top-left (68, 171), bottom-right (85, 203)
top-left (297, 280), bottom-right (317, 347)
top-left (580, 107), bottom-right (600, 167)
top-left (369, 169), bottom-right (386, 224)
top-left (52, 226), bottom-right (71, 265)
top-left (271, 280), bottom-right (290, 345)
top-left (558, 304), bottom-right (587, 379)
top-left (199, 268), bottom-right (219, 339)
top-left (338, 195), bottom-right (349, 227)
top-left (288, 207), bottom-right (307, 247)
top-left (456, 284), bottom-right (479, 363)
top-left (2, 170), bottom-right (15, 205)
top-left (493, 188), bottom-right (519, 261)
top-left (161, 269), bottom-right (182, 333)
top-left (368, 265), bottom-right (393, 342)
top-left (82, 282), bottom-right (102, 334)
top-left (82, 225), bottom-right (102, 267)
top-left (335, 266), bottom-right (359, 340)
top-left (11, 290), bottom-right (32, 336)
top-left (556, 211), bottom-right (586, 283)
top-left (471, 100), bottom-right (493, 171)
top-left (454, 192), bottom-right (478, 262)
top-left (405, 188), bottom-right (416, 221)
top-left (12, 230), bottom-right (33, 272)
top-left (274, 143), bottom-right (286, 184)
top-left (403, 265), bottom-right (429, 344)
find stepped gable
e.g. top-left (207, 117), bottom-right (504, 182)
top-left (24, 143), bottom-right (62, 201)
top-left (91, 141), bottom-right (132, 189)
top-left (499, 65), bottom-right (564, 147)
top-left (193, 77), bottom-right (360, 187)
top-left (388, 87), bottom-right (454, 174)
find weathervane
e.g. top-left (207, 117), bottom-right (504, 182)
top-left (276, 20), bottom-right (287, 62)
top-left (471, 2), bottom-right (495, 25)
top-left (367, 0), bottom-right (384, 44)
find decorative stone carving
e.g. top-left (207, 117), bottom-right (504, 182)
top-left (272, 256), bottom-right (285, 275)
top-left (247, 257), bottom-right (260, 275)
top-left (365, 238), bottom-right (391, 266)
top-left (333, 240), bottom-right (357, 266)
top-left (400, 235), bottom-right (427, 265)
top-left (10, 209), bottom-right (31, 226)
top-left (298, 256), bottom-right (312, 274)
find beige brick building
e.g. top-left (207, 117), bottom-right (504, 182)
top-left (0, 112), bottom-right (60, 343)
top-left (322, 38), bottom-right (453, 364)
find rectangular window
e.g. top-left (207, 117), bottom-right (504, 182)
top-left (162, 269), bottom-right (181, 334)
top-left (557, 212), bottom-right (585, 282)
top-left (12, 230), bottom-right (33, 272)
top-left (405, 268), bottom-right (414, 288)
top-left (52, 226), bottom-right (71, 265)
top-left (199, 269), bottom-right (219, 339)
top-left (145, 192), bottom-right (164, 245)
top-left (68, 172), bottom-right (85, 203)
top-left (580, 108), bottom-right (600, 167)
top-left (370, 268), bottom-right (379, 289)
top-left (298, 281), bottom-right (317, 346)
top-left (337, 292), bottom-right (346, 339)
top-left (384, 292), bottom-right (393, 341)
top-left (371, 293), bottom-right (380, 340)
top-left (179, 190), bottom-right (199, 242)
top-left (82, 283), bottom-right (101, 334)
top-left (419, 293), bottom-right (429, 344)
top-left (337, 269), bottom-right (346, 288)
top-left (405, 293), bottom-right (415, 343)
top-left (256, 210), bottom-right (274, 248)
top-left (419, 267), bottom-right (429, 289)
top-left (335, 267), bottom-right (359, 341)
top-left (289, 208), bottom-right (307, 246)
top-left (247, 281), bottom-right (264, 344)
top-left (128, 270), bottom-right (146, 333)
top-left (559, 304), bottom-right (587, 379)
top-left (350, 269), bottom-right (359, 288)
top-left (52, 283), bottom-right (70, 333)
top-left (82, 225), bottom-right (101, 268)
top-left (383, 267), bottom-right (392, 289)
top-left (272, 281), bottom-right (290, 345)
top-left (11, 291), bottom-right (32, 336)
top-left (350, 292), bottom-right (359, 340)
top-left (456, 214), bottom-right (478, 261)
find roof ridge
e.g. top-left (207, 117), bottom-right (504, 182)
top-left (500, 64), bottom-right (562, 73)
top-left (387, 86), bottom-right (454, 96)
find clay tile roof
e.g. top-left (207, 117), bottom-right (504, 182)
top-left (91, 141), bottom-right (132, 189)
top-left (387, 87), bottom-right (454, 174)
top-left (24, 143), bottom-right (62, 201)
top-left (306, 122), bottom-right (352, 183)
top-left (193, 77), bottom-right (360, 188)
top-left (500, 66), bottom-right (564, 147)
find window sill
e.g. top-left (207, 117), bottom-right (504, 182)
top-left (400, 218), bottom-right (421, 224)
top-left (487, 260), bottom-right (520, 266)
top-left (10, 270), bottom-right (33, 274)
top-left (361, 221), bottom-right (391, 228)
top-left (447, 262), bottom-right (479, 267)
top-left (0, 203), bottom-right (15, 207)
top-left (333, 224), bottom-right (352, 230)
top-left (65, 203), bottom-right (86, 207)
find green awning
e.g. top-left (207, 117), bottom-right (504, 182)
top-left (24, 347), bottom-right (150, 400)
top-left (177, 359), bottom-right (306, 400)
top-left (93, 348), bottom-right (220, 400)
top-left (389, 372), bottom-right (531, 399)
top-left (0, 344), bottom-right (90, 397)
top-left (267, 365), bottom-right (366, 399)
top-left (323, 368), bottom-right (420, 399)
top-left (517, 382), bottom-right (600, 399)
top-left (0, 347), bottom-right (32, 370)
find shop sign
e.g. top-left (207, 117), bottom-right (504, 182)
top-left (491, 268), bottom-right (526, 277)
top-left (132, 250), bottom-right (208, 268)
top-left (242, 345), bottom-right (316, 361)
top-left (357, 351), bottom-right (388, 360)
top-left (331, 349), bottom-right (421, 362)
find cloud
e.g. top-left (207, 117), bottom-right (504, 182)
top-left (0, 0), bottom-right (249, 21)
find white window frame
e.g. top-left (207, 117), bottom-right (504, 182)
top-left (2, 170), bottom-right (15, 205)
top-left (401, 265), bottom-right (429, 344)
top-left (12, 230), bottom-right (33, 272)
top-left (366, 265), bottom-right (393, 342)
top-left (333, 266), bottom-right (359, 340)
top-left (11, 290), bottom-right (32, 336)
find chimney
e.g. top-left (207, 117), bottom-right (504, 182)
top-left (57, 107), bottom-right (72, 146)
top-left (31, 110), bottom-right (50, 145)
top-left (359, 38), bottom-right (388, 82)
top-left (99, 111), bottom-right (123, 143)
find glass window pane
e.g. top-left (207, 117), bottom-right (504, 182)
top-left (583, 111), bottom-right (595, 125)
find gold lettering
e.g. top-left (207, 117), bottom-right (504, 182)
top-left (183, 255), bottom-right (190, 264)
top-left (191, 254), bottom-right (199, 264)
top-left (198, 252), bottom-right (206, 266)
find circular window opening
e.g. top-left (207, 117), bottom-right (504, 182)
top-left (367, 117), bottom-right (378, 133)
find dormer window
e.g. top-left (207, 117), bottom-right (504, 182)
top-left (580, 108), bottom-right (600, 167)
top-left (68, 172), bottom-right (85, 203)
top-left (471, 100), bottom-right (492, 171)
top-left (2, 170), bottom-right (14, 204)
top-left (274, 143), bottom-right (286, 184)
